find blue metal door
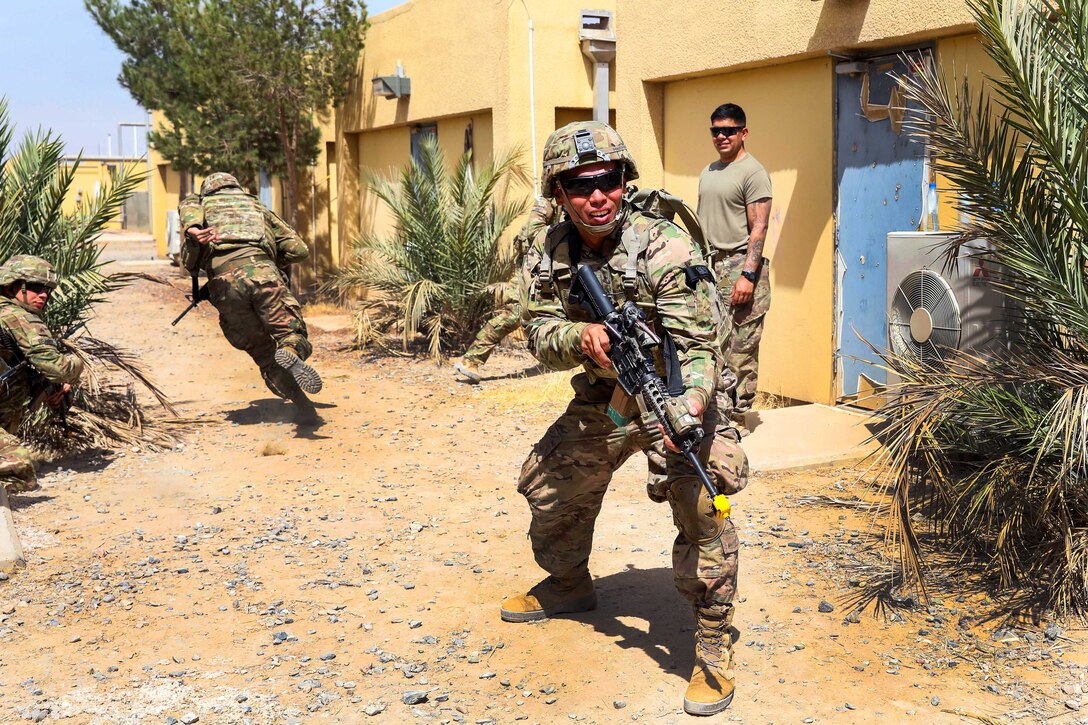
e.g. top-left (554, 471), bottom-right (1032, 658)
top-left (835, 52), bottom-right (929, 398)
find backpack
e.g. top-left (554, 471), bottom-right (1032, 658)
top-left (624, 186), bottom-right (712, 264)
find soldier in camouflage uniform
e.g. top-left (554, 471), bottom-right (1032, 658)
top-left (0, 256), bottom-right (84, 493)
top-left (500, 122), bottom-right (749, 716)
top-left (699, 104), bottom-right (773, 436)
top-left (179, 173), bottom-right (322, 419)
top-left (452, 196), bottom-right (557, 383)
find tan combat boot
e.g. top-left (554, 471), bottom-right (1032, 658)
top-left (500, 576), bottom-right (597, 623)
top-left (683, 607), bottom-right (735, 715)
top-left (275, 346), bottom-right (323, 394)
top-left (452, 357), bottom-right (482, 384)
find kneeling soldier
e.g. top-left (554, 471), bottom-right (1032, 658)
top-left (502, 122), bottom-right (749, 716)
top-left (0, 256), bottom-right (84, 493)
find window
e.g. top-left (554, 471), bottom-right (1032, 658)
top-left (410, 124), bottom-right (437, 166)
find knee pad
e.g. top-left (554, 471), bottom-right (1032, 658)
top-left (669, 476), bottom-right (728, 545)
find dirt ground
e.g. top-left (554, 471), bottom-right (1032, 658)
top-left (1, 267), bottom-right (1086, 724)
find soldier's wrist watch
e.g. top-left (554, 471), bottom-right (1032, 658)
top-left (740, 269), bottom-right (758, 284)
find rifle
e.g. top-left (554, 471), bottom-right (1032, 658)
top-left (0, 321), bottom-right (86, 435)
top-left (569, 264), bottom-right (730, 517)
top-left (172, 275), bottom-right (210, 326)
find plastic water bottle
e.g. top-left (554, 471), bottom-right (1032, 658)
top-left (927, 182), bottom-right (939, 232)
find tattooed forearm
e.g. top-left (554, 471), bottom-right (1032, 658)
top-left (744, 198), bottom-right (771, 272)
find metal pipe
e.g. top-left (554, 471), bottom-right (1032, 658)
top-left (594, 61), bottom-right (609, 124)
top-left (517, 0), bottom-right (538, 189)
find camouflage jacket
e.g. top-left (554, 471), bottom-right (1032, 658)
top-left (512, 196), bottom-right (558, 262)
top-left (520, 207), bottom-right (723, 408)
top-left (179, 189), bottom-right (309, 275)
top-left (0, 297), bottom-right (84, 423)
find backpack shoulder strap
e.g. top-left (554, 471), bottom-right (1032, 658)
top-left (624, 185), bottom-right (711, 263)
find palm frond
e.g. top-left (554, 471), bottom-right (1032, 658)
top-left (331, 138), bottom-right (530, 358)
top-left (0, 95), bottom-right (173, 453)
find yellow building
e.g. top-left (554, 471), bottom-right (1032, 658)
top-left (61, 157), bottom-right (149, 232)
top-left (143, 0), bottom-right (1001, 407)
top-left (613, 0), bottom-right (993, 405)
top-left (327, 0), bottom-right (617, 259)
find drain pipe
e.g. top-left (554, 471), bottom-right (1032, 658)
top-left (579, 11), bottom-right (616, 125)
top-left (517, 0), bottom-right (538, 189)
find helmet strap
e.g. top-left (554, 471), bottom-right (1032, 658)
top-left (556, 188), bottom-right (628, 239)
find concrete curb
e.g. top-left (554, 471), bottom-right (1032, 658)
top-left (0, 485), bottom-right (25, 573)
top-left (743, 403), bottom-right (885, 473)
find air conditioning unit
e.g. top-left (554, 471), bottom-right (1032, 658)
top-left (886, 232), bottom-right (1010, 377)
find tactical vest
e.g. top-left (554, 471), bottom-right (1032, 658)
top-left (534, 210), bottom-right (706, 389)
top-left (202, 191), bottom-right (266, 243)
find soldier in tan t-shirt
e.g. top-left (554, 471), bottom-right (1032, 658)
top-left (698, 103), bottom-right (772, 436)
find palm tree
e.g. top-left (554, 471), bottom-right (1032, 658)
top-left (877, 0), bottom-right (1088, 612)
top-left (0, 97), bottom-right (176, 451)
top-left (333, 137), bottom-right (530, 358)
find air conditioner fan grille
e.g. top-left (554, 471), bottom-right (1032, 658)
top-left (888, 269), bottom-right (962, 365)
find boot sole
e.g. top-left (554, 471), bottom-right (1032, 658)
top-left (453, 362), bottom-right (482, 383)
top-left (500, 592), bottom-right (597, 623)
top-left (275, 348), bottom-right (323, 394)
top-left (683, 690), bottom-right (734, 716)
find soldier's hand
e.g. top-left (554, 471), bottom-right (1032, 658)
top-left (188, 226), bottom-right (221, 245)
top-left (730, 276), bottom-right (755, 306)
top-left (660, 396), bottom-right (704, 453)
top-left (581, 323), bottom-right (612, 368)
top-left (46, 383), bottom-right (71, 408)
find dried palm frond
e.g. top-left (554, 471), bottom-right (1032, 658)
top-left (876, 0), bottom-right (1088, 612)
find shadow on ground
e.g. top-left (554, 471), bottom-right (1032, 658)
top-left (454, 363), bottom-right (550, 386)
top-left (9, 493), bottom-right (57, 512)
top-left (224, 398), bottom-right (335, 438)
top-left (557, 565), bottom-right (740, 679)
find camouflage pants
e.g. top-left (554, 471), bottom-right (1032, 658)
top-left (0, 427), bottom-right (35, 493)
top-left (518, 374), bottom-right (747, 610)
top-left (463, 293), bottom-right (522, 366)
top-left (715, 254), bottom-right (771, 422)
top-left (208, 260), bottom-right (312, 398)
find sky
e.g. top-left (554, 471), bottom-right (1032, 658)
top-left (0, 0), bottom-right (404, 158)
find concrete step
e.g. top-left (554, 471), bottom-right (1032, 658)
top-left (742, 403), bottom-right (883, 472)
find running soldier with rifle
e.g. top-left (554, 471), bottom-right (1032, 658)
top-left (178, 173), bottom-right (322, 420)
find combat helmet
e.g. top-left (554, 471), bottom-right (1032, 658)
top-left (0, 255), bottom-right (59, 290)
top-left (541, 121), bottom-right (638, 236)
top-left (540, 121), bottom-right (639, 200)
top-left (200, 172), bottom-right (243, 196)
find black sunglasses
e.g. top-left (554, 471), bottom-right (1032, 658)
top-left (560, 168), bottom-right (625, 197)
top-left (710, 126), bottom-right (745, 138)
top-left (24, 283), bottom-right (52, 295)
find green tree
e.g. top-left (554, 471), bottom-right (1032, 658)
top-left (86, 0), bottom-right (367, 228)
top-left (0, 98), bottom-right (174, 451)
top-left (333, 138), bottom-right (530, 357)
top-left (879, 0), bottom-right (1088, 611)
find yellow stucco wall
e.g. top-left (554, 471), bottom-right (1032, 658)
top-left (933, 34), bottom-right (1002, 232)
top-left (616, 0), bottom-right (975, 189)
top-left (663, 58), bottom-right (835, 405)
top-left (333, 0), bottom-right (616, 257)
top-left (355, 112), bottom-right (495, 241)
top-left (62, 159), bottom-right (145, 230)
